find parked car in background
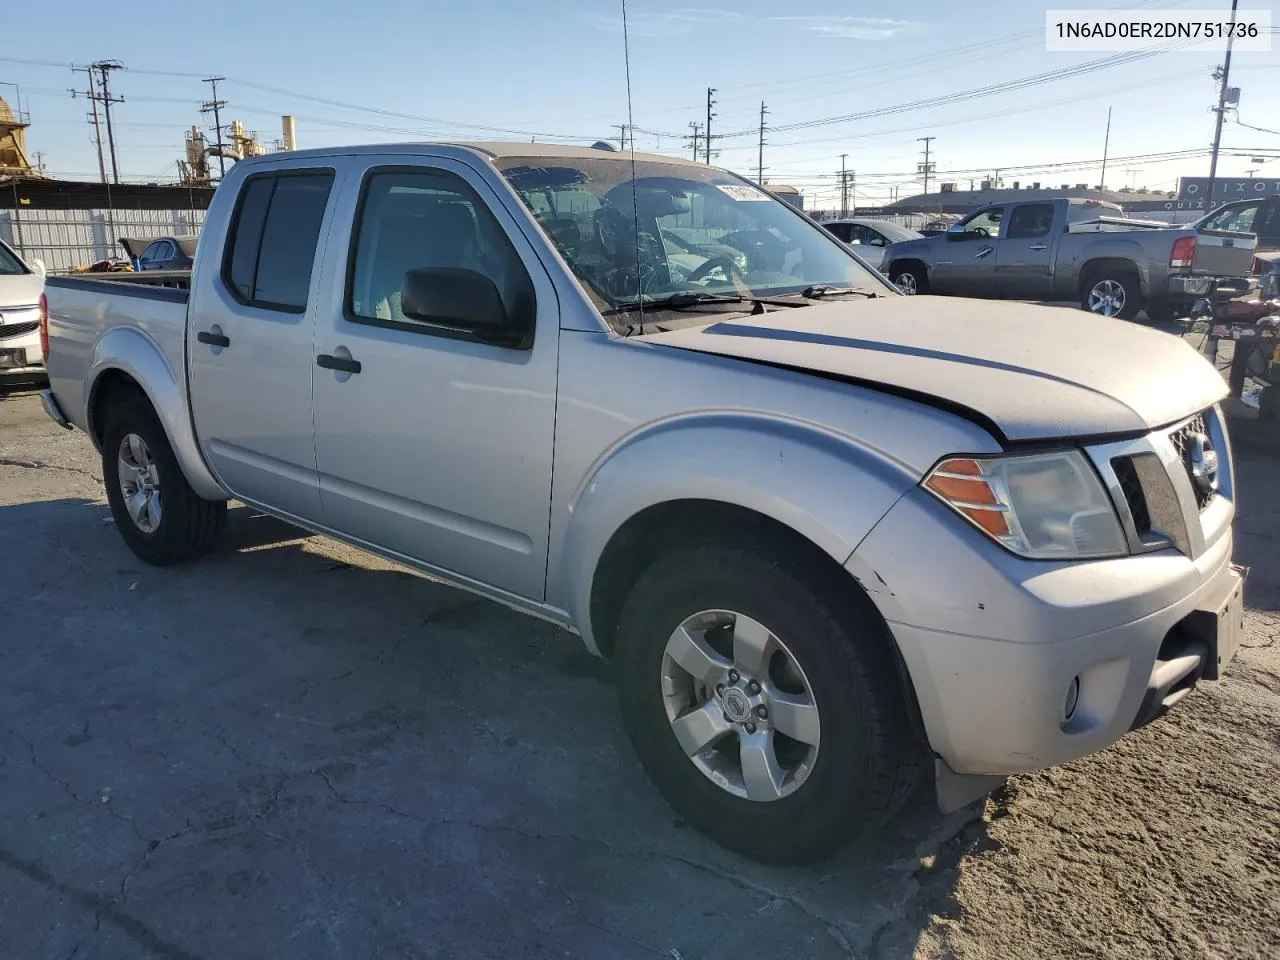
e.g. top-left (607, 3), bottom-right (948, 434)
top-left (1192, 197), bottom-right (1280, 300)
top-left (42, 142), bottom-right (1244, 865)
top-left (821, 218), bottom-right (923, 271)
top-left (881, 197), bottom-right (1256, 321)
top-left (119, 235), bottom-right (198, 272)
top-left (0, 238), bottom-right (47, 386)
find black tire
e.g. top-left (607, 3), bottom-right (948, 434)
top-left (101, 393), bottom-right (226, 565)
top-left (888, 264), bottom-right (929, 296)
top-left (1080, 270), bottom-right (1141, 321)
top-left (614, 536), bottom-right (926, 865)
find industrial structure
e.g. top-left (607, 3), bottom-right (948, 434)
top-left (0, 96), bottom-right (37, 178)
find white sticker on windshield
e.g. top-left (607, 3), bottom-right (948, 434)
top-left (715, 184), bottom-right (770, 202)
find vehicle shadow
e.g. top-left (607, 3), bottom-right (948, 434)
top-left (0, 497), bottom-right (988, 959)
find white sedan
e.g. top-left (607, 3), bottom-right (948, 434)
top-left (0, 239), bottom-right (47, 385)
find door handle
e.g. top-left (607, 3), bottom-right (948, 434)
top-left (196, 331), bottom-right (230, 348)
top-left (317, 353), bottom-right (362, 374)
top-left (1029, 244), bottom-right (1048, 251)
top-left (974, 246), bottom-right (994, 259)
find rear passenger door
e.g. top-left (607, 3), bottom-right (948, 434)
top-left (309, 157), bottom-right (560, 600)
top-left (188, 166), bottom-right (341, 525)
top-left (995, 202), bottom-right (1057, 300)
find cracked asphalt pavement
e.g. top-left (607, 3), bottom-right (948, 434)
top-left (1, 387), bottom-right (1278, 959)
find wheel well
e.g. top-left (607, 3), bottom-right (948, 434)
top-left (1079, 257), bottom-right (1140, 295)
top-left (588, 499), bottom-right (930, 747)
top-left (884, 258), bottom-right (926, 279)
top-left (88, 369), bottom-right (148, 447)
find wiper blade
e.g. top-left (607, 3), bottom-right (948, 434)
top-left (603, 292), bottom-right (745, 315)
top-left (801, 285), bottom-right (883, 299)
top-left (605, 291), bottom-right (809, 315)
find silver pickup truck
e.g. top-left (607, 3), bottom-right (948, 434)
top-left (882, 197), bottom-right (1256, 322)
top-left (39, 143), bottom-right (1245, 865)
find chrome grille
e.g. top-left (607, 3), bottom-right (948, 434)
top-left (1169, 413), bottom-right (1215, 510)
top-left (0, 320), bottom-right (39, 340)
top-left (1111, 457), bottom-right (1151, 536)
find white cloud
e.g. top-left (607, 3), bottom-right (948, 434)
top-left (588, 8), bottom-right (745, 37)
top-left (769, 15), bottom-right (933, 41)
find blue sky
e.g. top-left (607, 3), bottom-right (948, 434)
top-left (3, 0), bottom-right (1277, 207)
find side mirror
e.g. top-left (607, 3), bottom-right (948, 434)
top-left (869, 237), bottom-right (886, 247)
top-left (31, 258), bottom-right (46, 277)
top-left (400, 267), bottom-right (526, 346)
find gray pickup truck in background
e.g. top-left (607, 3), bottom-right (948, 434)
top-left (38, 143), bottom-right (1245, 865)
top-left (882, 197), bottom-right (1257, 321)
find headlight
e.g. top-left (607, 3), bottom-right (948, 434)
top-left (924, 450), bottom-right (1126, 560)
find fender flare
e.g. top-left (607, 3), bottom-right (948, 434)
top-left (552, 412), bottom-right (920, 655)
top-left (1073, 242), bottom-right (1149, 296)
top-left (86, 326), bottom-right (226, 501)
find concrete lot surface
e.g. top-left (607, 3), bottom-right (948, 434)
top-left (1, 388), bottom-right (1277, 959)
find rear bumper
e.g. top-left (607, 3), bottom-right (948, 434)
top-left (40, 388), bottom-right (73, 429)
top-left (1167, 274), bottom-right (1252, 300)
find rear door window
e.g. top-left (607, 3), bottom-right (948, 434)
top-left (1006, 204), bottom-right (1056, 239)
top-left (223, 171), bottom-right (335, 312)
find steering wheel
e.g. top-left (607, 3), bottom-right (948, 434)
top-left (688, 256), bottom-right (746, 283)
top-left (969, 226), bottom-right (990, 238)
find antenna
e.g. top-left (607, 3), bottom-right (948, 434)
top-left (621, 0), bottom-right (643, 334)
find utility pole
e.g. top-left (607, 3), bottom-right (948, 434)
top-left (849, 169), bottom-right (856, 216)
top-left (839, 154), bottom-right (849, 218)
top-left (917, 136), bottom-right (936, 197)
top-left (71, 66), bottom-right (107, 184)
top-left (201, 77), bottom-right (228, 179)
top-left (1099, 105), bottom-right (1113, 197)
top-left (90, 61), bottom-right (124, 184)
top-left (1206, 0), bottom-right (1240, 208)
top-left (615, 124), bottom-right (628, 151)
top-left (704, 87), bottom-right (716, 164)
top-left (756, 101), bottom-right (768, 185)
top-left (687, 122), bottom-right (702, 162)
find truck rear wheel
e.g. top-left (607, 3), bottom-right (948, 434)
top-left (102, 396), bottom-right (226, 566)
top-left (1081, 271), bottom-right (1141, 321)
top-left (613, 537), bottom-right (925, 865)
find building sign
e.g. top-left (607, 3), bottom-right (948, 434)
top-left (1177, 176), bottom-right (1280, 202)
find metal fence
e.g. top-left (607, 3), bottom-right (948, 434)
top-left (0, 207), bottom-right (205, 273)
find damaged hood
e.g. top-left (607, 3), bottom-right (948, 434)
top-left (643, 296), bottom-right (1227, 442)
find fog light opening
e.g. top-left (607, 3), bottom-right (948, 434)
top-left (1064, 676), bottom-right (1081, 721)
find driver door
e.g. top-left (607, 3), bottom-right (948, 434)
top-left (931, 206), bottom-right (1004, 298)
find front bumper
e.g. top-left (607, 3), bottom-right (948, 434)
top-left (849, 408), bottom-right (1239, 778)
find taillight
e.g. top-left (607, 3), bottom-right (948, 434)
top-left (1170, 235), bottom-right (1196, 269)
top-left (38, 292), bottom-right (49, 360)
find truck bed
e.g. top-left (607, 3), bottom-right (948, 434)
top-left (43, 273), bottom-right (191, 439)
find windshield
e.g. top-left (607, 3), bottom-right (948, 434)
top-left (0, 242), bottom-right (27, 276)
top-left (871, 221), bottom-right (923, 243)
top-left (494, 156), bottom-right (883, 313)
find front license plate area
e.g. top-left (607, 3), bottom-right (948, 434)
top-left (1205, 569), bottom-right (1245, 680)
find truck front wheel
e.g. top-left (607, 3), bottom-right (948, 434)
top-left (613, 538), bottom-right (925, 865)
top-left (102, 396), bottom-right (226, 565)
top-left (1081, 271), bottom-right (1141, 321)
top-left (888, 264), bottom-right (929, 295)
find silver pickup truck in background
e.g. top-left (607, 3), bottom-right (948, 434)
top-left (39, 143), bottom-right (1245, 865)
top-left (882, 197), bottom-right (1256, 322)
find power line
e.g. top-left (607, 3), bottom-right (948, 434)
top-left (201, 77), bottom-right (228, 179)
top-left (756, 102), bottom-right (768, 184)
top-left (89, 61), bottom-right (125, 184)
top-left (1206, 0), bottom-right (1240, 201)
top-left (705, 87), bottom-right (716, 164)
top-left (918, 137), bottom-right (936, 196)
